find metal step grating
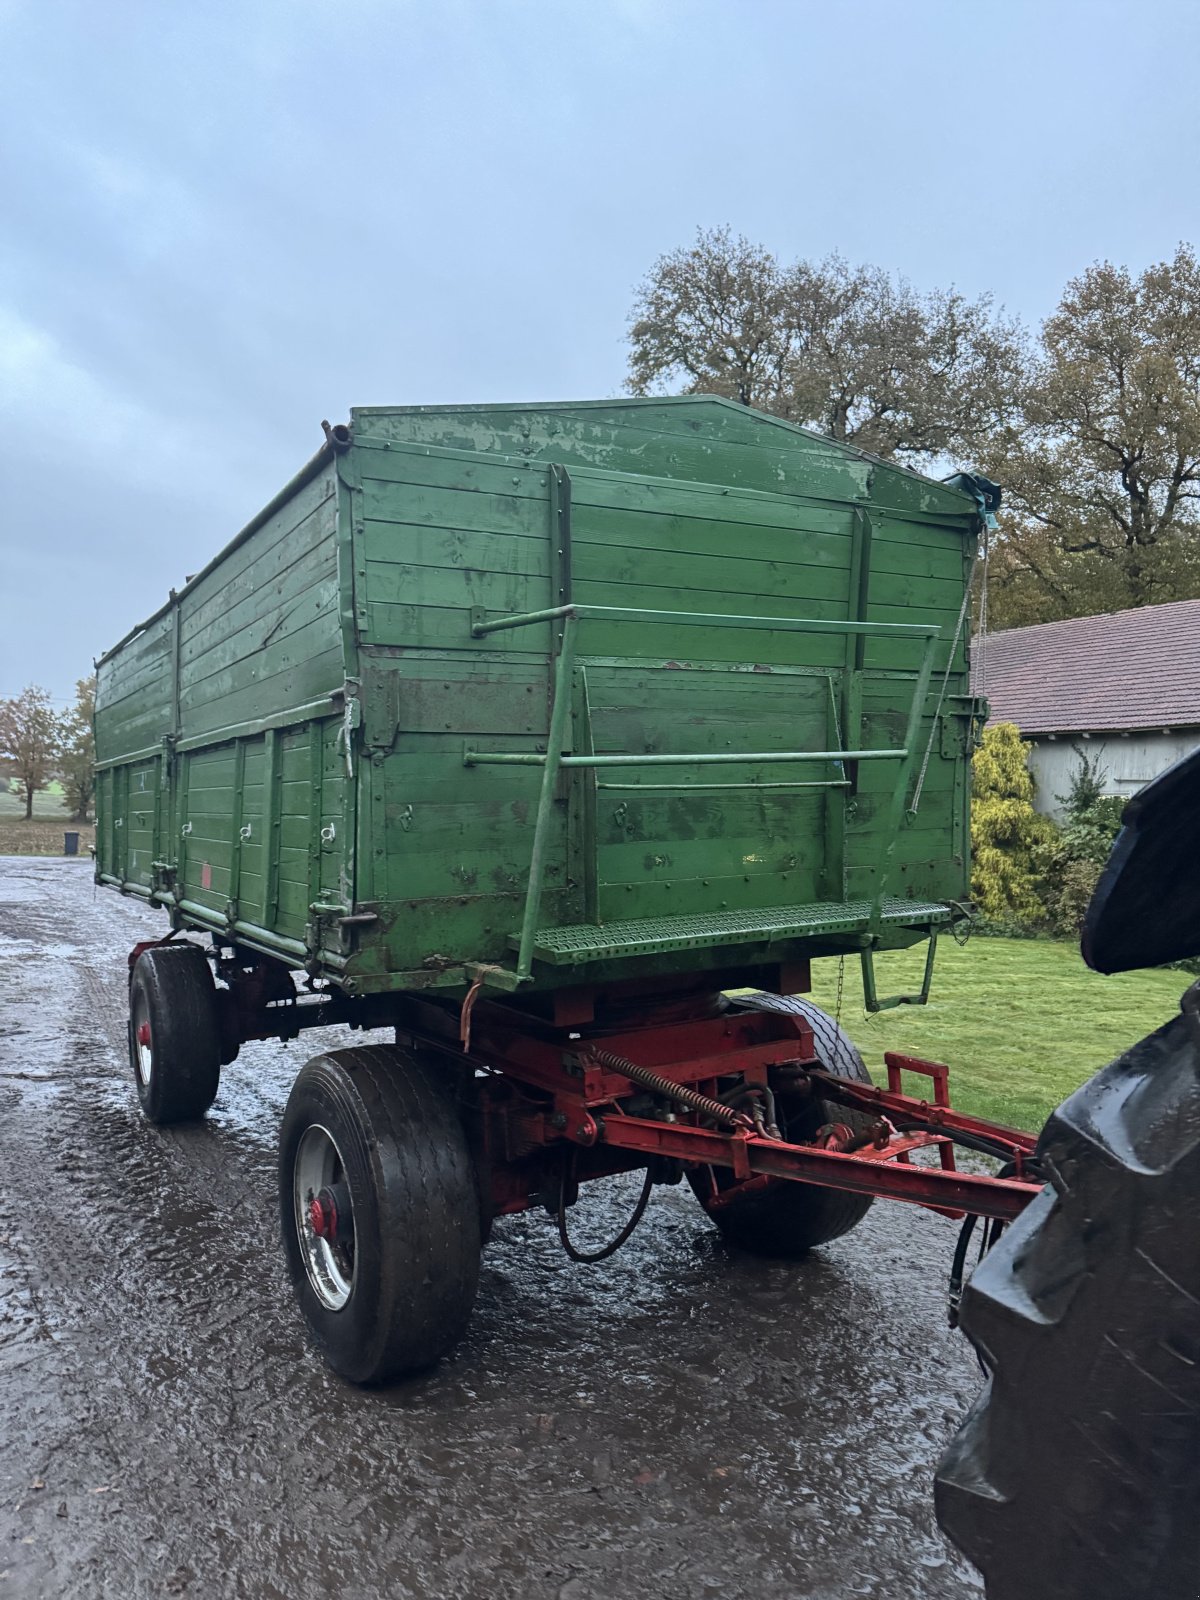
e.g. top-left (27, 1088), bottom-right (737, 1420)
top-left (522, 898), bottom-right (952, 964)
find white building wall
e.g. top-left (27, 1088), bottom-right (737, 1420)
top-left (1026, 729), bottom-right (1200, 820)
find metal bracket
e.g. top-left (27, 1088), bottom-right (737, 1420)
top-left (861, 934), bottom-right (938, 1013)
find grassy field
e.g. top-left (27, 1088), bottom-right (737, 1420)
top-left (807, 935), bottom-right (1185, 1135)
top-left (0, 786), bottom-right (94, 856)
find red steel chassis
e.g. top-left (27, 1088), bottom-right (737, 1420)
top-left (132, 936), bottom-right (1044, 1231)
top-left (390, 988), bottom-right (1043, 1228)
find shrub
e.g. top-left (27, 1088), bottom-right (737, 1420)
top-left (1039, 751), bottom-right (1127, 937)
top-left (971, 724), bottom-right (1056, 924)
top-left (1054, 746), bottom-right (1109, 818)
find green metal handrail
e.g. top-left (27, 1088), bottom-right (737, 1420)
top-left (471, 602), bottom-right (941, 640)
top-left (465, 748), bottom-right (907, 767)
top-left (463, 603), bottom-right (943, 982)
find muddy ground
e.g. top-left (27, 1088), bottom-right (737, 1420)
top-left (0, 859), bottom-right (986, 1598)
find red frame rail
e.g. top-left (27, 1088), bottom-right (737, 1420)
top-left (392, 994), bottom-right (1045, 1227)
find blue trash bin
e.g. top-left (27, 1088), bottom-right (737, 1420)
top-left (64, 831), bottom-right (79, 856)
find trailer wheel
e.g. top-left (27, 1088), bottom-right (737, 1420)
top-left (279, 1045), bottom-right (481, 1385)
top-left (128, 943), bottom-right (222, 1124)
top-left (688, 994), bottom-right (874, 1257)
top-left (934, 1003), bottom-right (1200, 1599)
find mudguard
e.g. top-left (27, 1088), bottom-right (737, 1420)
top-left (1082, 745), bottom-right (1200, 974)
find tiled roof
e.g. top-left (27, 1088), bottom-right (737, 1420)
top-left (972, 599), bottom-right (1200, 734)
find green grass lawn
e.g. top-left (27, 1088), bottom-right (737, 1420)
top-left (806, 936), bottom-right (1186, 1135)
top-left (0, 785), bottom-right (94, 855)
top-left (0, 782), bottom-right (69, 818)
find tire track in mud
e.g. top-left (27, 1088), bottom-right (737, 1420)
top-left (0, 860), bottom-right (985, 1599)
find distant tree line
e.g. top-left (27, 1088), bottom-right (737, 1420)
top-left (0, 679), bottom-right (95, 821)
top-left (627, 230), bottom-right (1200, 629)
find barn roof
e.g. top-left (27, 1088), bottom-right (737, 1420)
top-left (973, 599), bottom-right (1200, 734)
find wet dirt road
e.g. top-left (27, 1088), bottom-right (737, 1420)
top-left (0, 859), bottom-right (985, 1599)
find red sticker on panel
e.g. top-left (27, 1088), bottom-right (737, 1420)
top-left (201, 862), bottom-right (212, 890)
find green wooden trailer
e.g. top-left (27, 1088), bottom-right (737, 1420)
top-left (96, 396), bottom-right (982, 997)
top-left (96, 399), bottom-right (1029, 1386)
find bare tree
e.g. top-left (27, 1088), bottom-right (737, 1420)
top-left (0, 685), bottom-right (63, 819)
top-left (986, 243), bottom-right (1200, 624)
top-left (627, 227), bottom-right (1027, 465)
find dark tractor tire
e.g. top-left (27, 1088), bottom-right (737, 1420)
top-left (279, 1045), bottom-right (482, 1386)
top-left (687, 993), bottom-right (875, 1258)
top-left (935, 1000), bottom-right (1200, 1600)
top-left (128, 942), bottom-right (222, 1124)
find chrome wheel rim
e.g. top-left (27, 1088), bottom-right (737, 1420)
top-left (294, 1123), bottom-right (356, 1311)
top-left (132, 990), bottom-right (153, 1088)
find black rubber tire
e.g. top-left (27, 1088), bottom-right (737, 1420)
top-left (935, 1002), bottom-right (1200, 1599)
top-left (394, 1028), bottom-right (494, 1246)
top-left (128, 943), bottom-right (221, 1124)
top-left (688, 993), bottom-right (875, 1257)
top-left (279, 1045), bottom-right (482, 1385)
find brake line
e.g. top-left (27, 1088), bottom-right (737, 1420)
top-left (556, 1152), bottom-right (654, 1264)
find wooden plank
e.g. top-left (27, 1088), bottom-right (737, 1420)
top-left (181, 582), bottom-right (340, 691)
top-left (596, 869), bottom-right (820, 920)
top-left (361, 520), bottom-right (549, 576)
top-left (364, 560), bottom-right (542, 616)
top-left (573, 542), bottom-right (852, 604)
top-left (178, 644), bottom-right (345, 737)
top-left (362, 478), bottom-right (547, 536)
top-left (179, 472), bottom-right (336, 623)
top-left (570, 471), bottom-right (853, 535)
top-left (353, 402), bottom-right (875, 508)
top-left (179, 490), bottom-right (336, 641)
top-left (358, 445), bottom-right (550, 499)
top-left (179, 552), bottom-right (337, 677)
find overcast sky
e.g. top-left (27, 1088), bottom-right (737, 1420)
top-left (2, 0), bottom-right (1198, 704)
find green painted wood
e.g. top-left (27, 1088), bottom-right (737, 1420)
top-left (96, 396), bottom-right (976, 989)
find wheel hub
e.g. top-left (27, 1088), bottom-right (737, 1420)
top-left (293, 1123), bottom-right (356, 1311)
top-left (308, 1183), bottom-right (351, 1244)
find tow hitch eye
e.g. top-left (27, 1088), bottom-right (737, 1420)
top-left (309, 1185), bottom-right (350, 1244)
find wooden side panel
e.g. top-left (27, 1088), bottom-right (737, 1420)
top-left (172, 716), bottom-right (347, 939)
top-left (94, 459), bottom-right (350, 956)
top-left (94, 610), bottom-right (174, 765)
top-left (176, 470), bottom-right (343, 739)
top-left (584, 666), bottom-right (831, 920)
top-left (355, 446), bottom-right (552, 653)
top-left (348, 432), bottom-right (973, 976)
top-left (125, 756), bottom-right (161, 889)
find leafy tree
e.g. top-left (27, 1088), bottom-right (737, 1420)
top-left (627, 227), bottom-right (1027, 465)
top-left (59, 676), bottom-right (96, 823)
top-left (985, 243), bottom-right (1200, 626)
top-left (970, 723), bottom-right (1055, 924)
top-left (0, 685), bottom-right (63, 819)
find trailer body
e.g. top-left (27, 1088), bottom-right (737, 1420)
top-left (95, 397), bottom-right (982, 1000)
